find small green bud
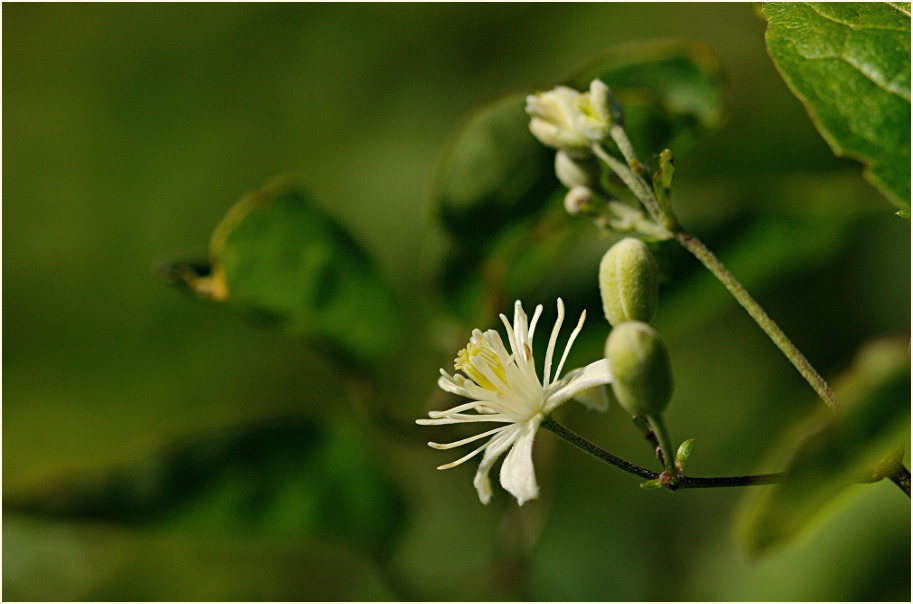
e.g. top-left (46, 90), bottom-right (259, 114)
top-left (639, 478), bottom-right (663, 490)
top-left (555, 150), bottom-right (600, 189)
top-left (598, 238), bottom-right (658, 326)
top-left (675, 439), bottom-right (694, 466)
top-left (605, 321), bottom-right (673, 417)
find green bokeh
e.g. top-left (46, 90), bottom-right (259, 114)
top-left (4, 3), bottom-right (909, 601)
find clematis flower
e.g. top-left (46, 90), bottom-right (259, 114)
top-left (417, 299), bottom-right (613, 505)
top-left (525, 79), bottom-right (613, 155)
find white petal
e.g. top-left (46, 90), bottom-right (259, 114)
top-left (499, 415), bottom-right (542, 505)
top-left (544, 358), bottom-right (613, 413)
top-left (570, 384), bottom-right (610, 412)
top-left (472, 425), bottom-right (522, 505)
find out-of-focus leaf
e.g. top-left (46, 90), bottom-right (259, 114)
top-left (2, 514), bottom-right (397, 601)
top-left (655, 169), bottom-right (895, 337)
top-left (432, 93), bottom-right (557, 245)
top-left (430, 39), bottom-right (728, 248)
top-left (763, 3), bottom-right (911, 210)
top-left (3, 416), bottom-right (406, 555)
top-left (570, 39), bottom-right (728, 156)
top-left (656, 211), bottom-right (854, 335)
top-left (439, 201), bottom-right (599, 322)
top-left (163, 181), bottom-right (401, 365)
top-left (739, 336), bottom-right (911, 555)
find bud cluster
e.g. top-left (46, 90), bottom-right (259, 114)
top-left (525, 79), bottom-right (678, 240)
top-left (525, 79), bottom-right (614, 157)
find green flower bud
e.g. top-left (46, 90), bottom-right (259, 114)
top-left (605, 321), bottom-right (673, 417)
top-left (598, 238), bottom-right (658, 326)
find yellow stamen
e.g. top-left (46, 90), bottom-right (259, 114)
top-left (454, 339), bottom-right (507, 392)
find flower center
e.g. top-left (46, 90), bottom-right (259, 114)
top-left (454, 339), bottom-right (507, 393)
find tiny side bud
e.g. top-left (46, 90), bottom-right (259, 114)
top-left (605, 321), bottom-right (673, 417)
top-left (564, 185), bottom-right (593, 215)
top-left (598, 238), bottom-right (658, 326)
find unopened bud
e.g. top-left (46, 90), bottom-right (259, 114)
top-left (605, 321), bottom-right (673, 417)
top-left (564, 185), bottom-right (593, 215)
top-left (598, 238), bottom-right (658, 326)
top-left (525, 80), bottom-right (613, 155)
top-left (555, 150), bottom-right (600, 189)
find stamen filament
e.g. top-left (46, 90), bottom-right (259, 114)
top-left (527, 304), bottom-right (544, 342)
top-left (437, 440), bottom-right (491, 469)
top-left (543, 298), bottom-right (565, 386)
top-left (428, 426), bottom-right (506, 450)
top-left (554, 310), bottom-right (586, 381)
top-left (427, 400), bottom-right (485, 418)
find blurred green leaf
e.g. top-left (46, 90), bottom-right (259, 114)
top-left (3, 514), bottom-right (398, 601)
top-left (4, 416), bottom-right (406, 554)
top-left (739, 336), bottom-right (911, 556)
top-left (432, 93), bottom-right (557, 245)
top-left (164, 181), bottom-right (401, 365)
top-left (763, 3), bottom-right (911, 210)
top-left (570, 39), bottom-right (728, 156)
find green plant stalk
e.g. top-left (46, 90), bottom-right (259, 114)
top-left (591, 144), bottom-right (666, 227)
top-left (673, 227), bottom-right (841, 412)
top-left (646, 413), bottom-right (677, 480)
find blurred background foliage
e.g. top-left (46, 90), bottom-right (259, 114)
top-left (3, 3), bottom-right (910, 601)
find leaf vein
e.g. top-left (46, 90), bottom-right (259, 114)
top-left (793, 53), bottom-right (912, 102)
top-left (805, 2), bottom-right (910, 32)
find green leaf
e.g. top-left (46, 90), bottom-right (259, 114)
top-left (738, 336), bottom-right (911, 556)
top-left (432, 93), bottom-right (557, 245)
top-left (3, 513), bottom-right (398, 600)
top-left (164, 181), bottom-right (401, 365)
top-left (3, 416), bottom-right (406, 554)
top-left (763, 3), bottom-right (911, 210)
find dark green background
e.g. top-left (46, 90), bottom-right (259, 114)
top-left (4, 4), bottom-right (910, 600)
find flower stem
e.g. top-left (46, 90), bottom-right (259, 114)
top-left (541, 415), bottom-right (656, 480)
top-left (673, 228), bottom-right (842, 413)
top-left (541, 415), bottom-right (783, 490)
top-left (888, 465), bottom-right (911, 496)
top-left (646, 413), bottom-right (677, 480)
top-left (591, 144), bottom-right (665, 227)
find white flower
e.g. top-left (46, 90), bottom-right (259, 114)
top-left (417, 299), bottom-right (613, 505)
top-left (525, 80), bottom-right (613, 155)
